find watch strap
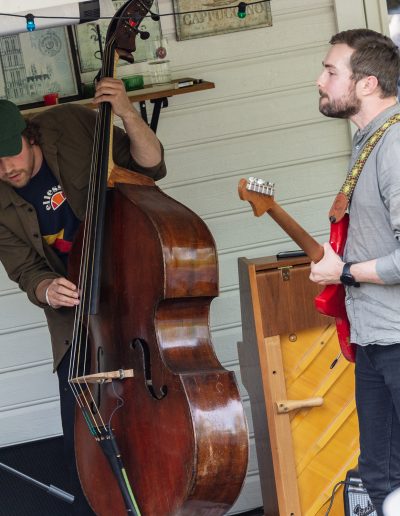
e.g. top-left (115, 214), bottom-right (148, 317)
top-left (342, 262), bottom-right (353, 276)
top-left (341, 262), bottom-right (360, 287)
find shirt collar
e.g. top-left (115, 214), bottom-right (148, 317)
top-left (354, 102), bottom-right (400, 145)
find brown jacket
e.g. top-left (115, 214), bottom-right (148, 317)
top-left (0, 104), bottom-right (166, 369)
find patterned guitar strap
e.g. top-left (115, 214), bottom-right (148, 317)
top-left (329, 113), bottom-right (400, 223)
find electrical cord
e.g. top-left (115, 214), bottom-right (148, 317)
top-left (0, 0), bottom-right (269, 21)
top-left (324, 479), bottom-right (372, 516)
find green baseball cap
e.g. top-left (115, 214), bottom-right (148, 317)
top-left (0, 100), bottom-right (26, 158)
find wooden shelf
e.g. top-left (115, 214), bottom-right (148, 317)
top-left (123, 78), bottom-right (214, 103)
top-left (21, 79), bottom-right (215, 117)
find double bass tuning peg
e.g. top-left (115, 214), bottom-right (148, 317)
top-left (138, 29), bottom-right (150, 40)
top-left (136, 0), bottom-right (160, 21)
top-left (132, 27), bottom-right (151, 40)
top-left (125, 19), bottom-right (150, 40)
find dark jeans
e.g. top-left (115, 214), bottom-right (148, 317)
top-left (57, 348), bottom-right (95, 515)
top-left (355, 344), bottom-right (400, 516)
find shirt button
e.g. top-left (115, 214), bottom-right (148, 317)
top-left (355, 145), bottom-right (360, 149)
top-left (346, 299), bottom-right (351, 305)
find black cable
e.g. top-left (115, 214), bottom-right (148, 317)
top-left (0, 0), bottom-right (268, 21)
top-left (324, 480), bottom-right (365, 516)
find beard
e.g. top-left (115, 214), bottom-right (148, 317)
top-left (2, 169), bottom-right (32, 188)
top-left (319, 86), bottom-right (361, 119)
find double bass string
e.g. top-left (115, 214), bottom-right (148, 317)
top-left (68, 92), bottom-right (101, 393)
top-left (66, 22), bottom-right (143, 511)
top-left (65, 6), bottom-right (145, 509)
top-left (68, 35), bottom-right (117, 432)
top-left (68, 71), bottom-right (103, 419)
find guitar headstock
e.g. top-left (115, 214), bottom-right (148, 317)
top-left (238, 177), bottom-right (276, 217)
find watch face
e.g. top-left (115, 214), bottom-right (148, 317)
top-left (340, 273), bottom-right (355, 286)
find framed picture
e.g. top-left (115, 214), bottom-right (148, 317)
top-left (74, 0), bottom-right (163, 74)
top-left (172, 0), bottom-right (272, 41)
top-left (0, 26), bottom-right (80, 108)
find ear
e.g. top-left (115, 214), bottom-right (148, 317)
top-left (358, 75), bottom-right (379, 96)
top-left (25, 135), bottom-right (35, 146)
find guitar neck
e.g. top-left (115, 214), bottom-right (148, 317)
top-left (268, 202), bottom-right (323, 263)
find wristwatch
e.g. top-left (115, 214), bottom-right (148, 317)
top-left (340, 262), bottom-right (360, 287)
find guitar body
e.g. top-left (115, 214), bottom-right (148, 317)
top-left (314, 214), bottom-right (356, 362)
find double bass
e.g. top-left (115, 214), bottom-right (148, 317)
top-left (68, 1), bottom-right (249, 514)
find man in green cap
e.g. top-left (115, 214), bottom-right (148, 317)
top-left (0, 78), bottom-right (166, 514)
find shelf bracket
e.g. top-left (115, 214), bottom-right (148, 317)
top-left (138, 97), bottom-right (169, 133)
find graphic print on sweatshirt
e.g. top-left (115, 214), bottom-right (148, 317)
top-left (17, 160), bottom-right (80, 266)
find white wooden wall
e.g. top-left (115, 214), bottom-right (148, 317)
top-left (0, 0), bottom-right (381, 513)
top-left (158, 1), bottom-right (351, 511)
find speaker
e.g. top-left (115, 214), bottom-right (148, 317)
top-left (344, 469), bottom-right (377, 516)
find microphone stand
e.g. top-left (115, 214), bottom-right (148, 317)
top-left (0, 460), bottom-right (74, 504)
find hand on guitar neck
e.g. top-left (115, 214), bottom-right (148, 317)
top-left (237, 176), bottom-right (349, 274)
top-left (309, 242), bottom-right (344, 284)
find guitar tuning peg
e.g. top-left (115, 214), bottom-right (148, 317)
top-left (248, 176), bottom-right (255, 183)
top-left (256, 178), bottom-right (265, 186)
top-left (267, 182), bottom-right (275, 188)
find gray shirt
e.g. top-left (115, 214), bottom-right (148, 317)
top-left (344, 103), bottom-right (400, 346)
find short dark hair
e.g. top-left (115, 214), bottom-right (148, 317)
top-left (330, 29), bottom-right (400, 97)
top-left (22, 119), bottom-right (41, 146)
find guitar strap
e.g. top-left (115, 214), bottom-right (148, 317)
top-left (329, 112), bottom-right (400, 222)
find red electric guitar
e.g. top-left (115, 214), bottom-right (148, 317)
top-left (238, 177), bottom-right (356, 363)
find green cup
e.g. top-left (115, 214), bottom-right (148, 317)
top-left (122, 75), bottom-right (144, 91)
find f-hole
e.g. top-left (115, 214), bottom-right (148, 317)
top-left (131, 338), bottom-right (168, 400)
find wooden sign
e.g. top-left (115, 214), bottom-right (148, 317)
top-left (173, 0), bottom-right (272, 41)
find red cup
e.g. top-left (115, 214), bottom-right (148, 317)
top-left (43, 93), bottom-right (59, 106)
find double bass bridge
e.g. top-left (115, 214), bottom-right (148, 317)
top-left (70, 369), bottom-right (134, 384)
